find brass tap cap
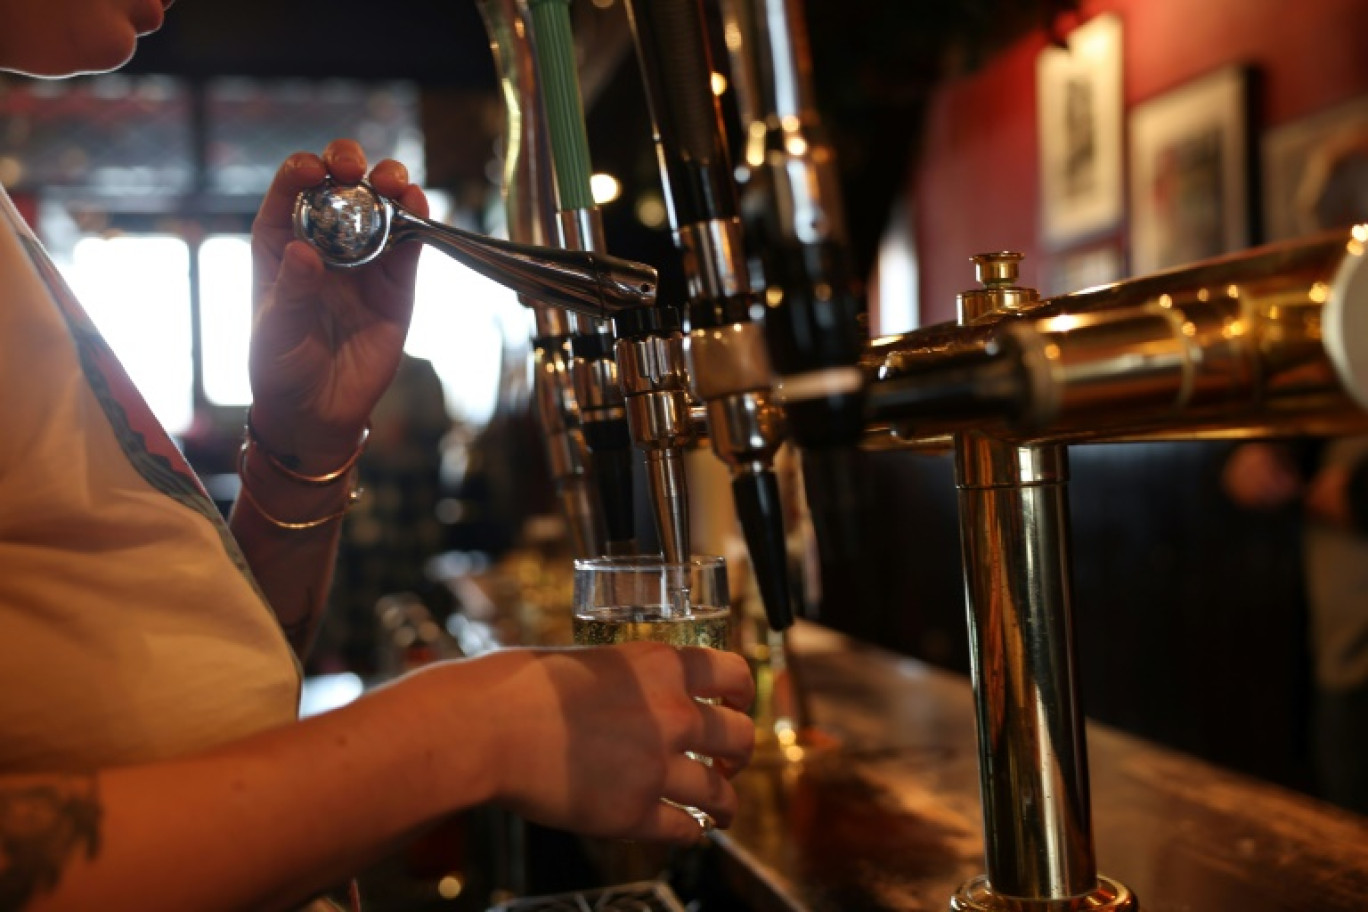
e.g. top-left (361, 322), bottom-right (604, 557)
top-left (972, 252), bottom-right (1023, 287)
top-left (959, 251), bottom-right (1039, 322)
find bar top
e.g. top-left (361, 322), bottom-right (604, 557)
top-left (714, 623), bottom-right (1368, 912)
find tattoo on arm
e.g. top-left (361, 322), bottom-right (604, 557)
top-left (0, 774), bottom-right (102, 910)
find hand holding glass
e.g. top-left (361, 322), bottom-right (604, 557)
top-left (573, 556), bottom-right (730, 829)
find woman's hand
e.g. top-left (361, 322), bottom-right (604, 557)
top-left (473, 643), bottom-right (756, 842)
top-left (247, 139), bottom-right (428, 470)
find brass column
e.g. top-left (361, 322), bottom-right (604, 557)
top-left (950, 254), bottom-right (1135, 911)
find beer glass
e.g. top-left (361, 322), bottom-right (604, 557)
top-left (573, 555), bottom-right (730, 828)
top-left (572, 555), bottom-right (730, 649)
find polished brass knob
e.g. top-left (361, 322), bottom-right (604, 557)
top-left (959, 251), bottom-right (1039, 322)
top-left (972, 251), bottom-right (1024, 287)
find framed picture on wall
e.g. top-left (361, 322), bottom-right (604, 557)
top-left (1264, 94), bottom-right (1368, 242)
top-left (1037, 13), bottom-right (1124, 249)
top-left (1047, 240), bottom-right (1126, 297)
top-left (1129, 66), bottom-right (1254, 275)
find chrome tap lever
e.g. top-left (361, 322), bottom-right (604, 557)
top-left (293, 179), bottom-right (658, 321)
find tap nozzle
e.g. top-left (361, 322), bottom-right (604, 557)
top-left (687, 320), bottom-right (794, 630)
top-left (614, 305), bottom-right (696, 564)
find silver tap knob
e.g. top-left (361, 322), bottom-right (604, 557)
top-left (293, 179), bottom-right (659, 320)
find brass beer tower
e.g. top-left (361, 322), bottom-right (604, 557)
top-left (949, 253), bottom-right (1130, 910)
top-left (864, 233), bottom-right (1368, 910)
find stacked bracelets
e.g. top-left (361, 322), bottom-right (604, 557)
top-left (236, 409), bottom-right (370, 530)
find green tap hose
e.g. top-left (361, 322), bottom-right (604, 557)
top-left (527, 0), bottom-right (595, 212)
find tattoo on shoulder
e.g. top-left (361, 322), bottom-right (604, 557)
top-left (0, 774), bottom-right (102, 910)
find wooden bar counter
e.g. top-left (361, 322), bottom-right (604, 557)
top-left (712, 623), bottom-right (1368, 912)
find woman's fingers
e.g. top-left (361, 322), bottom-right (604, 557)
top-left (367, 159), bottom-right (419, 207)
top-left (685, 701), bottom-right (755, 771)
top-left (255, 153), bottom-right (326, 231)
top-left (678, 647), bottom-right (755, 713)
top-left (322, 138), bottom-right (368, 183)
top-left (365, 158), bottom-right (428, 285)
top-left (659, 754), bottom-right (738, 829)
top-left (256, 144), bottom-right (418, 241)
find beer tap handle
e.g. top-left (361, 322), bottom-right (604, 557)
top-left (625, 0), bottom-right (794, 629)
top-left (478, 0), bottom-right (607, 559)
top-left (528, 0), bottom-right (640, 554)
top-left (622, 0), bottom-right (735, 223)
top-left (624, 0), bottom-right (751, 327)
top-left (732, 468), bottom-right (794, 631)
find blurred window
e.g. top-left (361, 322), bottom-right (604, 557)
top-left (199, 234), bottom-right (254, 408)
top-left (63, 235), bottom-right (195, 433)
top-left (0, 75), bottom-right (538, 438)
top-left (0, 75), bottom-right (192, 197)
top-left (205, 78), bottom-right (426, 196)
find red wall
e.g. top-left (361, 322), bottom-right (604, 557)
top-left (910, 0), bottom-right (1368, 325)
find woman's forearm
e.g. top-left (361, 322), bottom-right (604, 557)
top-left (230, 494), bottom-right (343, 657)
top-left (228, 437), bottom-right (356, 657)
top-left (16, 664), bottom-right (492, 912)
top-left (9, 641), bottom-right (758, 911)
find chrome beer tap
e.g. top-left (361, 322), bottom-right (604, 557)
top-left (613, 304), bottom-right (696, 563)
top-left (623, 0), bottom-right (794, 631)
top-left (293, 180), bottom-right (656, 319)
top-left (477, 0), bottom-right (603, 558)
top-left (718, 0), bottom-right (872, 623)
top-left (526, 0), bottom-right (638, 555)
top-left (525, 0), bottom-right (698, 561)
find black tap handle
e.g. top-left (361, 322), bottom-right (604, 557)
top-left (732, 470), bottom-right (793, 631)
top-left (624, 0), bottom-right (739, 227)
top-left (583, 418), bottom-right (636, 549)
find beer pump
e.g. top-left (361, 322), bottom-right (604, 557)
top-left (622, 0), bottom-right (794, 631)
top-left (526, 0), bottom-right (640, 556)
top-left (848, 232), bottom-right (1368, 910)
top-left (298, 4), bottom-right (1368, 909)
top-left (477, 0), bottom-right (603, 559)
top-left (717, 0), bottom-right (872, 623)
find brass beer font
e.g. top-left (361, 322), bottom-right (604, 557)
top-left (858, 232), bottom-right (1368, 910)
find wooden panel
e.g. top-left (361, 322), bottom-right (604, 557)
top-left (817, 440), bottom-right (1313, 793)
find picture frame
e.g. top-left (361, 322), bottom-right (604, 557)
top-left (1036, 13), bottom-right (1125, 249)
top-left (1263, 94), bottom-right (1368, 242)
top-left (1047, 240), bottom-right (1126, 297)
top-left (1128, 65), bottom-right (1254, 275)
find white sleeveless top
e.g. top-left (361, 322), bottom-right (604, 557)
top-left (0, 185), bottom-right (300, 772)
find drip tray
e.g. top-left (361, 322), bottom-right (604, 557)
top-left (488, 881), bottom-right (686, 912)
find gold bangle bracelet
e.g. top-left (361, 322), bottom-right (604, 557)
top-left (244, 408), bottom-right (370, 487)
top-left (236, 444), bottom-right (363, 530)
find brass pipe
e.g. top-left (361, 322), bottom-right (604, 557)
top-left (954, 441), bottom-right (1099, 902)
top-left (870, 229), bottom-right (1368, 447)
top-left (948, 258), bottom-right (1136, 912)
